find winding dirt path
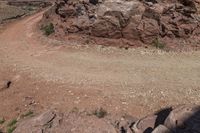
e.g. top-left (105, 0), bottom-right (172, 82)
top-left (0, 11), bottom-right (200, 119)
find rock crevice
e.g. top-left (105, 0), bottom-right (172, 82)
top-left (42, 0), bottom-right (200, 49)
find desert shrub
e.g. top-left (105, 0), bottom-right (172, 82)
top-left (93, 108), bottom-right (107, 118)
top-left (7, 126), bottom-right (16, 133)
top-left (21, 111), bottom-right (34, 118)
top-left (41, 23), bottom-right (54, 36)
top-left (0, 118), bottom-right (5, 124)
top-left (7, 119), bottom-right (17, 127)
top-left (152, 38), bottom-right (166, 49)
top-left (22, 5), bottom-right (35, 11)
top-left (70, 107), bottom-right (79, 113)
top-left (7, 119), bottom-right (17, 133)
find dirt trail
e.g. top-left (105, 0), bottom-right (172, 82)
top-left (0, 11), bottom-right (200, 119)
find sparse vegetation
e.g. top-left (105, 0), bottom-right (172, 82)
top-left (71, 107), bottom-right (79, 113)
top-left (152, 38), bottom-right (166, 49)
top-left (21, 111), bottom-right (34, 118)
top-left (7, 119), bottom-right (17, 127)
top-left (92, 108), bottom-right (107, 118)
top-left (7, 119), bottom-right (17, 133)
top-left (0, 118), bottom-right (5, 124)
top-left (41, 23), bottom-right (55, 36)
top-left (7, 126), bottom-right (16, 133)
top-left (22, 5), bottom-right (35, 11)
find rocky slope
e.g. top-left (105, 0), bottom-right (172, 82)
top-left (13, 105), bottom-right (200, 133)
top-left (0, 0), bottom-right (51, 24)
top-left (7, 0), bottom-right (52, 8)
top-left (0, 1), bottom-right (26, 23)
top-left (41, 0), bottom-right (200, 50)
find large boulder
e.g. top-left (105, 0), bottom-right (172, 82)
top-left (131, 105), bottom-right (200, 133)
top-left (164, 105), bottom-right (200, 133)
top-left (152, 125), bottom-right (171, 133)
top-left (42, 0), bottom-right (200, 49)
top-left (14, 110), bottom-right (57, 133)
top-left (44, 0), bottom-right (146, 38)
top-left (131, 115), bottom-right (158, 133)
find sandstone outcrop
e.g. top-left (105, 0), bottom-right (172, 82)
top-left (42, 0), bottom-right (200, 49)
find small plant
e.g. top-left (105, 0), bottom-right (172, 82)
top-left (21, 111), bottom-right (34, 118)
top-left (7, 119), bottom-right (17, 127)
top-left (7, 126), bottom-right (16, 133)
top-left (22, 5), bottom-right (35, 11)
top-left (152, 38), bottom-right (166, 49)
top-left (70, 107), bottom-right (79, 113)
top-left (0, 117), bottom-right (5, 124)
top-left (93, 108), bottom-right (107, 118)
top-left (41, 23), bottom-right (55, 36)
top-left (26, 6), bottom-right (35, 11)
top-left (7, 118), bottom-right (17, 133)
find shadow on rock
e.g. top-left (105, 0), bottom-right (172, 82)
top-left (132, 105), bottom-right (200, 133)
top-left (13, 105), bottom-right (200, 133)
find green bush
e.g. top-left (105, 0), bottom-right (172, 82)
top-left (7, 126), bottom-right (16, 133)
top-left (152, 38), bottom-right (166, 49)
top-left (0, 117), bottom-right (5, 124)
top-left (41, 23), bottom-right (55, 36)
top-left (7, 119), bottom-right (17, 127)
top-left (7, 119), bottom-right (17, 133)
top-left (21, 111), bottom-right (34, 118)
top-left (93, 108), bottom-right (107, 118)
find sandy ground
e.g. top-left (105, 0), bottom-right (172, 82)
top-left (0, 10), bottom-right (200, 123)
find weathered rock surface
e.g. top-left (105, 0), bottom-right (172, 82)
top-left (164, 105), bottom-right (200, 133)
top-left (14, 110), bottom-right (117, 133)
top-left (152, 125), bottom-right (171, 133)
top-left (14, 105), bottom-right (200, 133)
top-left (14, 110), bottom-right (57, 133)
top-left (132, 115), bottom-right (158, 133)
top-left (7, 0), bottom-right (51, 8)
top-left (0, 80), bottom-right (11, 91)
top-left (130, 105), bottom-right (200, 133)
top-left (42, 0), bottom-right (200, 49)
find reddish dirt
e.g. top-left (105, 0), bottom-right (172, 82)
top-left (0, 9), bottom-right (200, 126)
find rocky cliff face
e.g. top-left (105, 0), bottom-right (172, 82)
top-left (42, 0), bottom-right (200, 50)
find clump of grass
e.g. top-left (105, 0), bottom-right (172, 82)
top-left (70, 107), bottom-right (79, 113)
top-left (22, 5), bottom-right (35, 11)
top-left (21, 111), bottom-right (34, 118)
top-left (7, 126), bottom-right (16, 133)
top-left (92, 108), bottom-right (107, 118)
top-left (41, 23), bottom-right (55, 36)
top-left (152, 38), bottom-right (166, 49)
top-left (7, 119), bottom-right (17, 127)
top-left (0, 117), bottom-right (5, 124)
top-left (7, 118), bottom-right (17, 133)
